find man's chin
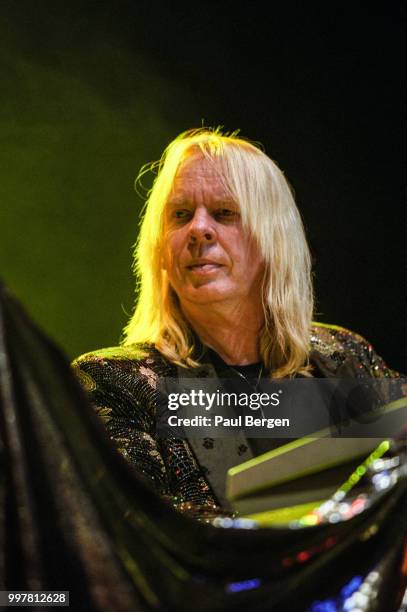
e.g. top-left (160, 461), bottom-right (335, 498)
top-left (184, 292), bottom-right (236, 307)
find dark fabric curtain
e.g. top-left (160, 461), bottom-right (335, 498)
top-left (0, 283), bottom-right (406, 611)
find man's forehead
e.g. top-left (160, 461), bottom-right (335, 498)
top-left (174, 154), bottom-right (222, 179)
top-left (166, 153), bottom-right (236, 205)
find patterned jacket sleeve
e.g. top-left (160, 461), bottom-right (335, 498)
top-left (312, 323), bottom-right (404, 379)
top-left (71, 350), bottom-right (222, 518)
top-left (311, 324), bottom-right (406, 413)
top-left (328, 325), bottom-right (404, 379)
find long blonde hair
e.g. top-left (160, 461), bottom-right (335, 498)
top-left (123, 128), bottom-right (314, 377)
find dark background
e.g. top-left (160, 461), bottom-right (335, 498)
top-left (1, 2), bottom-right (405, 371)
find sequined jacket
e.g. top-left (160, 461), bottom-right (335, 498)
top-left (72, 323), bottom-right (402, 517)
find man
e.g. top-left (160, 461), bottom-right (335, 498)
top-left (73, 128), bottom-right (400, 517)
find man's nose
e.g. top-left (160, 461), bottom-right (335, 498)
top-left (187, 208), bottom-right (216, 244)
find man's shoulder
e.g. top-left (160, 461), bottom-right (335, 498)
top-left (310, 321), bottom-right (402, 378)
top-left (71, 343), bottom-right (174, 391)
top-left (310, 322), bottom-right (370, 356)
top-left (72, 343), bottom-right (155, 367)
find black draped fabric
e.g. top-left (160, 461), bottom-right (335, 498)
top-left (0, 283), bottom-right (407, 611)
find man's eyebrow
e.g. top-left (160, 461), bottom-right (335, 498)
top-left (166, 198), bottom-right (190, 207)
top-left (216, 198), bottom-right (237, 205)
top-left (166, 197), bottom-right (237, 206)
top-left (211, 198), bottom-right (239, 208)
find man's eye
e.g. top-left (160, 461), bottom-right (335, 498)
top-left (173, 209), bottom-right (191, 219)
top-left (216, 208), bottom-right (238, 219)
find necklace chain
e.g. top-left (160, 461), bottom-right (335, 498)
top-left (228, 363), bottom-right (265, 419)
top-left (227, 363), bottom-right (264, 392)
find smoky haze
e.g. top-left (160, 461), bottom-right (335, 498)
top-left (1, 2), bottom-right (405, 371)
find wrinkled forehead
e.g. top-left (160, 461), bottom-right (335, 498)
top-left (174, 151), bottom-right (222, 180)
top-left (168, 151), bottom-right (235, 203)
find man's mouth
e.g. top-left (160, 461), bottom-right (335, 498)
top-left (186, 263), bottom-right (222, 273)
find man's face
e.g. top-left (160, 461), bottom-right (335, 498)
top-left (162, 154), bottom-right (265, 308)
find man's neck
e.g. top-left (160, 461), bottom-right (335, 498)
top-left (181, 299), bottom-right (264, 365)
